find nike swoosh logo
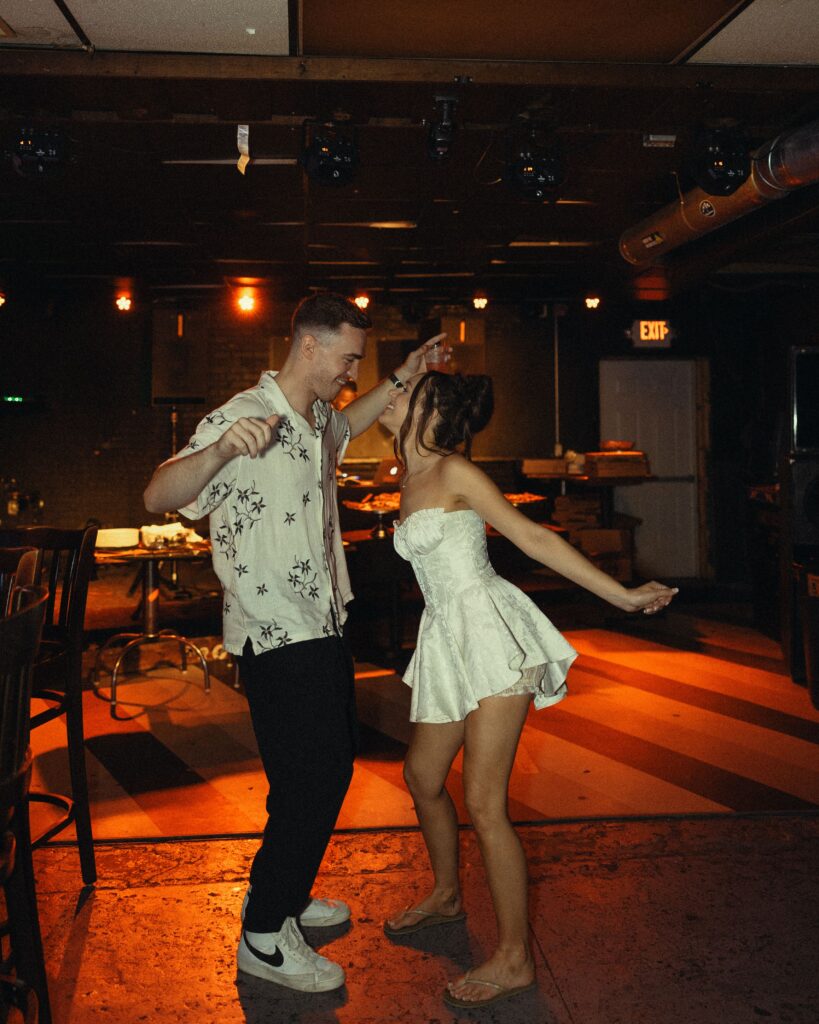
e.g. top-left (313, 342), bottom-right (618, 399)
top-left (243, 934), bottom-right (284, 968)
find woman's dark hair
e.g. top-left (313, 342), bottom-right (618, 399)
top-left (291, 292), bottom-right (372, 339)
top-left (396, 371), bottom-right (494, 468)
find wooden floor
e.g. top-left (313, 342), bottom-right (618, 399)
top-left (29, 606), bottom-right (819, 842)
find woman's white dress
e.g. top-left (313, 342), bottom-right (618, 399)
top-left (393, 508), bottom-right (577, 723)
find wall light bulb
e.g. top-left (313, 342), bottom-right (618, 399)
top-left (115, 293), bottom-right (133, 312)
top-left (237, 292), bottom-right (256, 313)
top-left (472, 295), bottom-right (489, 310)
top-left (354, 294), bottom-right (370, 310)
top-left (585, 296), bottom-right (601, 309)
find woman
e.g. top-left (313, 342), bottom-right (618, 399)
top-left (378, 370), bottom-right (677, 1009)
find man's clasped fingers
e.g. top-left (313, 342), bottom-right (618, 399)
top-left (222, 414), bottom-right (280, 458)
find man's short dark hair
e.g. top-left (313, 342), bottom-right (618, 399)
top-left (292, 293), bottom-right (372, 339)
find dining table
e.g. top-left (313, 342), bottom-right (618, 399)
top-left (92, 541), bottom-right (212, 717)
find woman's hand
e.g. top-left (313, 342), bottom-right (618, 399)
top-left (396, 333), bottom-right (449, 379)
top-left (617, 581), bottom-right (679, 615)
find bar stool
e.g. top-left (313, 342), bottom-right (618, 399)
top-left (0, 526), bottom-right (98, 886)
top-left (1, 585), bottom-right (51, 1024)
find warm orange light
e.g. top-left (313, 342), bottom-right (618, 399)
top-left (353, 294), bottom-right (370, 310)
top-left (0, 292), bottom-right (6, 309)
top-left (472, 294), bottom-right (489, 310)
top-left (585, 295), bottom-right (601, 309)
top-left (115, 293), bottom-right (132, 312)
top-left (237, 291), bottom-right (256, 313)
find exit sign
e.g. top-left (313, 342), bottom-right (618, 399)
top-left (630, 319), bottom-right (674, 348)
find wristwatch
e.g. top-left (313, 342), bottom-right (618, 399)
top-left (389, 372), bottom-right (407, 391)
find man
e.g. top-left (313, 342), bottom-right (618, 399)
top-left (144, 293), bottom-right (437, 993)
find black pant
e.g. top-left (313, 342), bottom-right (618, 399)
top-left (239, 635), bottom-right (357, 933)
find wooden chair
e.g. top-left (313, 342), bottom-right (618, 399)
top-left (0, 526), bottom-right (98, 885)
top-left (0, 548), bottom-right (40, 618)
top-left (0, 585), bottom-right (50, 1024)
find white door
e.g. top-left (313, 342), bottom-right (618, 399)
top-left (599, 359), bottom-right (702, 578)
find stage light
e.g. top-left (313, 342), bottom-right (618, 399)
top-left (472, 294), bottom-right (489, 310)
top-left (301, 121), bottom-right (358, 186)
top-left (115, 293), bottom-right (132, 312)
top-left (11, 127), bottom-right (67, 178)
top-left (353, 294), bottom-right (370, 310)
top-left (427, 96), bottom-right (458, 162)
top-left (689, 126), bottom-right (749, 197)
top-left (585, 295), bottom-right (601, 310)
top-left (505, 124), bottom-right (565, 200)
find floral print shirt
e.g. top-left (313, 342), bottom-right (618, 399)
top-left (176, 371), bottom-right (352, 655)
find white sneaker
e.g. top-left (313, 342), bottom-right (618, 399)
top-left (237, 918), bottom-right (346, 992)
top-left (241, 886), bottom-right (351, 928)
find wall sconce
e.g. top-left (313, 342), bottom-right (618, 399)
top-left (236, 290), bottom-right (257, 314)
top-left (585, 295), bottom-right (601, 309)
top-left (472, 294), bottom-right (489, 310)
top-left (115, 293), bottom-right (133, 312)
top-left (353, 294), bottom-right (370, 310)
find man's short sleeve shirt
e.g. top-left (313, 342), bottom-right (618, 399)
top-left (175, 371), bottom-right (353, 655)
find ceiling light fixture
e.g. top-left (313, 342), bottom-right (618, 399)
top-left (115, 293), bottom-right (133, 312)
top-left (301, 121), bottom-right (358, 187)
top-left (426, 96), bottom-right (458, 162)
top-left (585, 295), bottom-right (601, 309)
top-left (505, 123), bottom-right (565, 201)
top-left (353, 294), bottom-right (370, 310)
top-left (473, 294), bottom-right (489, 310)
top-left (688, 126), bottom-right (750, 197)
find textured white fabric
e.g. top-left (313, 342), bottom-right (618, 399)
top-left (394, 508), bottom-right (577, 723)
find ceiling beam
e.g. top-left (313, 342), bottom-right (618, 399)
top-left (3, 50), bottom-right (819, 91)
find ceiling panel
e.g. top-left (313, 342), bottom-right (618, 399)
top-left (0, 0), bottom-right (80, 47)
top-left (301, 0), bottom-right (741, 62)
top-left (690, 0), bottom-right (819, 65)
top-left (0, 0), bottom-right (290, 54)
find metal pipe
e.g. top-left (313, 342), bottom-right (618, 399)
top-left (619, 118), bottom-right (819, 267)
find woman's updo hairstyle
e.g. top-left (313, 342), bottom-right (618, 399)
top-left (397, 371), bottom-right (494, 468)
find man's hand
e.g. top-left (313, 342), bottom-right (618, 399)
top-left (214, 414), bottom-right (281, 459)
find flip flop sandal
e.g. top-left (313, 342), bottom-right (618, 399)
top-left (442, 971), bottom-right (537, 1009)
top-left (383, 906), bottom-right (466, 936)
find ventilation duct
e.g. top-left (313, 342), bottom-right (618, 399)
top-left (620, 118), bottom-right (819, 267)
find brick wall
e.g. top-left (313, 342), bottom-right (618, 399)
top-left (1, 287), bottom-right (597, 530)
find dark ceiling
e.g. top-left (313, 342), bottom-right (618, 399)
top-left (2, 0), bottom-right (819, 308)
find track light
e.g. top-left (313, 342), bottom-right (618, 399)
top-left (301, 121), bottom-right (358, 187)
top-left (688, 126), bottom-right (749, 197)
top-left (427, 96), bottom-right (458, 162)
top-left (505, 124), bottom-right (565, 200)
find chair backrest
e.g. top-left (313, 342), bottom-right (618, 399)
top-left (0, 547), bottom-right (41, 617)
top-left (0, 586), bottom-right (48, 786)
top-left (0, 526), bottom-right (98, 649)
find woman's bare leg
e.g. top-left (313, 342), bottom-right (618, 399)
top-left (448, 693), bottom-right (534, 1001)
top-left (386, 719), bottom-right (465, 930)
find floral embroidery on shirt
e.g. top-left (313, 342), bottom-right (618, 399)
top-left (302, 491), bottom-right (311, 507)
top-left (258, 621), bottom-right (292, 648)
top-left (276, 418), bottom-right (310, 462)
top-left (284, 511), bottom-right (296, 525)
top-left (288, 557), bottom-right (320, 600)
top-left (202, 480), bottom-right (233, 515)
top-left (205, 411), bottom-right (229, 427)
